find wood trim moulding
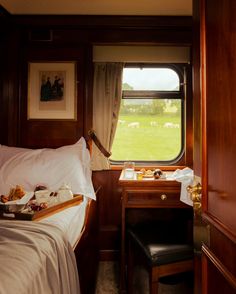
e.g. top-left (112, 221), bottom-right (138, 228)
top-left (29, 29), bottom-right (53, 42)
top-left (12, 15), bottom-right (192, 30)
top-left (202, 244), bottom-right (236, 290)
top-left (111, 165), bottom-right (187, 171)
top-left (202, 212), bottom-right (236, 244)
top-left (99, 250), bottom-right (119, 261)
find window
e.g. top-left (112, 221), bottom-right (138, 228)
top-left (111, 64), bottom-right (188, 165)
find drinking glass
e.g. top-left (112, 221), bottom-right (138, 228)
top-left (124, 161), bottom-right (135, 179)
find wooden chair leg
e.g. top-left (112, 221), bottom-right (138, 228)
top-left (149, 268), bottom-right (158, 294)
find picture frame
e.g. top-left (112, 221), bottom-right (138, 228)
top-left (28, 62), bottom-right (76, 120)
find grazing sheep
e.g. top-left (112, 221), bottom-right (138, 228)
top-left (118, 120), bottom-right (126, 125)
top-left (128, 122), bottom-right (140, 128)
top-left (164, 122), bottom-right (174, 128)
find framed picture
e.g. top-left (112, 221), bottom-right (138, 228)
top-left (28, 62), bottom-right (76, 120)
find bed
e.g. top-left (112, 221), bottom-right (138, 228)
top-left (0, 137), bottom-right (99, 294)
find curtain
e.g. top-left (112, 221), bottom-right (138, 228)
top-left (91, 62), bottom-right (124, 170)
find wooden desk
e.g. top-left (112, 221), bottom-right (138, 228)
top-left (119, 171), bottom-right (190, 293)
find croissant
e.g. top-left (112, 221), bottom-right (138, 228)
top-left (8, 185), bottom-right (25, 201)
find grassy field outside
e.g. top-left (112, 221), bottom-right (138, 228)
top-left (111, 113), bottom-right (182, 162)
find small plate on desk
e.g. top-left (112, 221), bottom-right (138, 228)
top-left (142, 174), bottom-right (154, 178)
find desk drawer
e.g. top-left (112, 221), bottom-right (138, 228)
top-left (125, 189), bottom-right (186, 208)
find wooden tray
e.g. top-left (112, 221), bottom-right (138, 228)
top-left (0, 194), bottom-right (83, 221)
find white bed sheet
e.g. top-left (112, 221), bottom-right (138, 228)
top-left (40, 198), bottom-right (88, 248)
top-left (0, 220), bottom-right (80, 294)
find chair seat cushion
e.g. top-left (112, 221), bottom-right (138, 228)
top-left (128, 226), bottom-right (193, 266)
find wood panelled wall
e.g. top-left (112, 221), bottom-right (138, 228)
top-left (0, 13), bottom-right (192, 259)
top-left (200, 0), bottom-right (236, 292)
top-left (19, 46), bottom-right (89, 148)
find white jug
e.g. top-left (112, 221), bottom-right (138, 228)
top-left (57, 184), bottom-right (73, 202)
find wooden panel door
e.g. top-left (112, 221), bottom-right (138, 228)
top-left (200, 0), bottom-right (236, 292)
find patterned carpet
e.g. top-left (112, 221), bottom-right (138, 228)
top-left (95, 262), bottom-right (119, 294)
top-left (95, 261), bottom-right (193, 294)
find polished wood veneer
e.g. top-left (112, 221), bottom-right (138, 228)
top-left (119, 172), bottom-right (192, 292)
top-left (0, 10), bottom-right (193, 272)
top-left (198, 0), bottom-right (236, 292)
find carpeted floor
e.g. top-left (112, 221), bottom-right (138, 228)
top-left (95, 261), bottom-right (119, 294)
top-left (95, 261), bottom-right (193, 294)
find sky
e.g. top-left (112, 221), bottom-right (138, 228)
top-left (123, 68), bottom-right (179, 91)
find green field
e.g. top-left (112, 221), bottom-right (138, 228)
top-left (111, 114), bottom-right (181, 162)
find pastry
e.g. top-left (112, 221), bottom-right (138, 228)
top-left (145, 169), bottom-right (153, 176)
top-left (140, 168), bottom-right (146, 174)
top-left (8, 185), bottom-right (25, 201)
top-left (142, 169), bottom-right (154, 178)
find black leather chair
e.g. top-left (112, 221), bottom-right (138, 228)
top-left (127, 222), bottom-right (194, 294)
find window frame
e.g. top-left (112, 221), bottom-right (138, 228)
top-left (110, 63), bottom-right (192, 167)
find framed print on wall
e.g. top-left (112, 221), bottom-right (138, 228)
top-left (28, 62), bottom-right (76, 120)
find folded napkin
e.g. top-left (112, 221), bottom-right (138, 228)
top-left (168, 167), bottom-right (194, 206)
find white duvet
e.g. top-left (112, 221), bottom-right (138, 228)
top-left (0, 220), bottom-right (80, 294)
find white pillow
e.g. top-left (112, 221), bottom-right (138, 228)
top-left (0, 137), bottom-right (96, 200)
top-left (0, 145), bottom-right (30, 167)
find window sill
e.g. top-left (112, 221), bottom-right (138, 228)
top-left (110, 165), bottom-right (186, 171)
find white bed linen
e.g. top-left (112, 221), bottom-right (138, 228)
top-left (0, 137), bottom-right (96, 200)
top-left (40, 198), bottom-right (87, 248)
top-left (0, 220), bottom-right (80, 294)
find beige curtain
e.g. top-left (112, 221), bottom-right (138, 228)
top-left (91, 62), bottom-right (124, 171)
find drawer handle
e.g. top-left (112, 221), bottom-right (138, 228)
top-left (160, 194), bottom-right (167, 200)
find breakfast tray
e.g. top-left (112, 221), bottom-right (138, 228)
top-left (0, 194), bottom-right (83, 221)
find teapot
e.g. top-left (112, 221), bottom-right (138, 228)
top-left (57, 183), bottom-right (73, 202)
